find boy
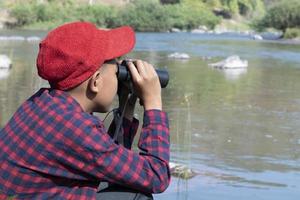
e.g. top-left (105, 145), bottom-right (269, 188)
top-left (0, 22), bottom-right (170, 199)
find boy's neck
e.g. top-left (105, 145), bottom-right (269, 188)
top-left (66, 89), bottom-right (94, 114)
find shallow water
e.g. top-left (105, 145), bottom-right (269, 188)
top-left (1, 30), bottom-right (300, 199)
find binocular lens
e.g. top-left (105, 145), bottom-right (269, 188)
top-left (117, 61), bottom-right (169, 88)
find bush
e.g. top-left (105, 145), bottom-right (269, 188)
top-left (166, 0), bottom-right (220, 30)
top-left (284, 28), bottom-right (300, 39)
top-left (115, 0), bottom-right (174, 32)
top-left (255, 0), bottom-right (300, 32)
top-left (9, 0), bottom-right (219, 31)
top-left (252, 0), bottom-right (265, 17)
top-left (75, 5), bottom-right (117, 28)
top-left (228, 0), bottom-right (239, 16)
top-left (10, 1), bottom-right (76, 27)
top-left (117, 0), bottom-right (220, 31)
top-left (215, 0), bottom-right (264, 19)
top-left (10, 4), bottom-right (36, 26)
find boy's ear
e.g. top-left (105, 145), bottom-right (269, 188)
top-left (88, 70), bottom-right (102, 93)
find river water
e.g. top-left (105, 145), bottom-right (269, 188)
top-left (0, 30), bottom-right (300, 199)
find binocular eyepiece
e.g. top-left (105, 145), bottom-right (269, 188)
top-left (117, 60), bottom-right (169, 88)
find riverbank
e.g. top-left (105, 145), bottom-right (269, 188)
top-left (274, 38), bottom-right (300, 45)
top-left (0, 6), bottom-right (281, 42)
top-left (0, 0), bottom-right (296, 42)
top-left (0, 27), bottom-right (294, 47)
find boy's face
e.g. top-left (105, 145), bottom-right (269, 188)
top-left (93, 60), bottom-right (119, 113)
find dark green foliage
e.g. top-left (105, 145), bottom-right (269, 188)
top-left (256, 0), bottom-right (300, 33)
top-left (114, 0), bottom-right (174, 32)
top-left (238, 0), bottom-right (253, 16)
top-left (213, 0), bottom-right (265, 18)
top-left (167, 1), bottom-right (221, 30)
top-left (160, 0), bottom-right (181, 4)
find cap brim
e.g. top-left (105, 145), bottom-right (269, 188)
top-left (104, 26), bottom-right (136, 60)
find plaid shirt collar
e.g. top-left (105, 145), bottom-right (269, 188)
top-left (37, 88), bottom-right (84, 113)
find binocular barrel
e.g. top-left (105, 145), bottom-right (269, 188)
top-left (117, 63), bottom-right (169, 88)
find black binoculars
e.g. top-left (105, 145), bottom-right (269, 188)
top-left (117, 60), bottom-right (169, 88)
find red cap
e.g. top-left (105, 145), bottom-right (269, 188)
top-left (37, 21), bottom-right (135, 90)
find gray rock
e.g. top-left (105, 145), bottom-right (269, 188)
top-left (169, 162), bottom-right (197, 179)
top-left (0, 54), bottom-right (12, 69)
top-left (253, 34), bottom-right (263, 40)
top-left (0, 68), bottom-right (10, 80)
top-left (209, 55), bottom-right (248, 69)
top-left (168, 52), bottom-right (190, 59)
top-left (170, 28), bottom-right (181, 33)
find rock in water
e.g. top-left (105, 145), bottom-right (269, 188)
top-left (170, 28), bottom-right (181, 33)
top-left (253, 34), bottom-right (263, 40)
top-left (209, 55), bottom-right (248, 69)
top-left (169, 162), bottom-right (197, 179)
top-left (27, 36), bottom-right (41, 42)
top-left (0, 68), bottom-right (10, 80)
top-left (0, 54), bottom-right (12, 69)
top-left (168, 52), bottom-right (190, 59)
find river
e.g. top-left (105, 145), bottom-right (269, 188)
top-left (0, 30), bottom-right (300, 199)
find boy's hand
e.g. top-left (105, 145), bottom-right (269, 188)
top-left (126, 60), bottom-right (162, 111)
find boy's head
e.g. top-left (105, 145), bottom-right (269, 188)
top-left (36, 21), bottom-right (135, 112)
top-left (37, 21), bottom-right (135, 90)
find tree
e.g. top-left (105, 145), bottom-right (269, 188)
top-left (220, 0), bottom-right (265, 18)
top-left (256, 0), bottom-right (300, 33)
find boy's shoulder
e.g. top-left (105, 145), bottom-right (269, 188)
top-left (24, 88), bottom-right (104, 129)
top-left (0, 88), bottom-right (107, 144)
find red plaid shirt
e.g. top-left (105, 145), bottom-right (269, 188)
top-left (0, 88), bottom-right (170, 199)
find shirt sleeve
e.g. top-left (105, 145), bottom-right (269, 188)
top-left (62, 109), bottom-right (170, 194)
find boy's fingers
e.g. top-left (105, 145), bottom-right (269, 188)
top-left (134, 60), bottom-right (147, 77)
top-left (126, 61), bottom-right (140, 82)
top-left (148, 63), bottom-right (157, 75)
top-left (141, 61), bottom-right (155, 76)
top-left (146, 63), bottom-right (157, 77)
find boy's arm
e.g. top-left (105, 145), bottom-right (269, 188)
top-left (67, 109), bottom-right (170, 193)
top-left (86, 60), bottom-right (168, 193)
top-left (100, 109), bottom-right (169, 193)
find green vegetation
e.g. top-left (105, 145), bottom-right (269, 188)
top-left (114, 0), bottom-right (176, 32)
top-left (7, 0), bottom-right (220, 31)
top-left (3, 0), bottom-right (300, 38)
top-left (164, 0), bottom-right (220, 30)
top-left (10, 1), bottom-right (75, 28)
top-left (200, 0), bottom-right (265, 19)
top-left (284, 28), bottom-right (300, 39)
top-left (6, 0), bottom-right (264, 32)
top-left (254, 0), bottom-right (300, 38)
